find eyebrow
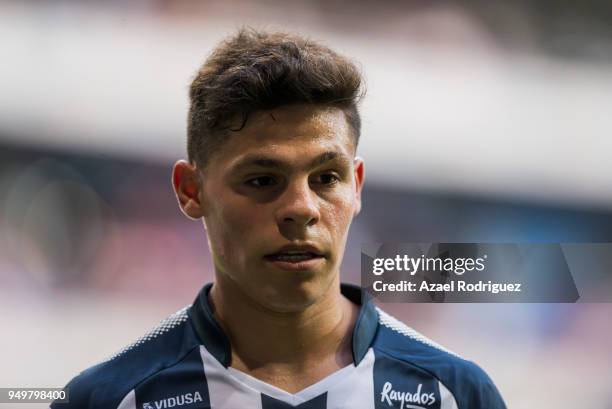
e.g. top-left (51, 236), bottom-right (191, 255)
top-left (231, 151), bottom-right (348, 173)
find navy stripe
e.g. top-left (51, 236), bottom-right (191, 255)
top-left (261, 393), bottom-right (327, 409)
top-left (134, 347), bottom-right (211, 409)
top-left (188, 284), bottom-right (232, 367)
top-left (373, 349), bottom-right (441, 409)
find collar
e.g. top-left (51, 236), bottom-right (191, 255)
top-left (187, 282), bottom-right (379, 368)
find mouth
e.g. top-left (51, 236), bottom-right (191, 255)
top-left (264, 245), bottom-right (326, 271)
top-left (264, 251), bottom-right (323, 262)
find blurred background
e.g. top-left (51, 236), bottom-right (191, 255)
top-left (1, 0), bottom-right (612, 407)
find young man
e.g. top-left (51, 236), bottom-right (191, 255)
top-left (52, 29), bottom-right (506, 409)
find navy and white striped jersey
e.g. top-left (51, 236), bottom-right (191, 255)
top-left (51, 283), bottom-right (506, 409)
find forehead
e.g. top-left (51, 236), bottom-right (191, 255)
top-left (207, 104), bottom-right (355, 170)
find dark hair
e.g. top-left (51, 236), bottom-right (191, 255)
top-left (187, 28), bottom-right (365, 166)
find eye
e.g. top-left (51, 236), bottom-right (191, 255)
top-left (314, 173), bottom-right (340, 186)
top-left (245, 176), bottom-right (277, 188)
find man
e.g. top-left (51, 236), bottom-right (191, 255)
top-left (52, 29), bottom-right (506, 409)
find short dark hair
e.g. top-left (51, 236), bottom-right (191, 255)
top-left (187, 28), bottom-right (365, 167)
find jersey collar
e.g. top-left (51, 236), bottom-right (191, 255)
top-left (188, 282), bottom-right (379, 368)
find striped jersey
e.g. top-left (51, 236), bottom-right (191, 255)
top-left (51, 283), bottom-right (506, 409)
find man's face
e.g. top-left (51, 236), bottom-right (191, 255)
top-left (176, 104), bottom-right (364, 312)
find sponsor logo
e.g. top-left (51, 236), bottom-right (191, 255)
top-left (142, 391), bottom-right (203, 409)
top-left (380, 382), bottom-right (436, 409)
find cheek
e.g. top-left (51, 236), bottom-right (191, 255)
top-left (207, 195), bottom-right (265, 261)
top-left (322, 191), bottom-right (356, 239)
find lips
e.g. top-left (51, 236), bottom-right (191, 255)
top-left (264, 244), bottom-right (324, 259)
top-left (265, 251), bottom-right (322, 262)
top-left (263, 244), bottom-right (325, 270)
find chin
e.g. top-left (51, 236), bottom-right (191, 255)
top-left (258, 278), bottom-right (325, 313)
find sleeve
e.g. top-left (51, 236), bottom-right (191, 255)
top-left (49, 372), bottom-right (92, 409)
top-left (453, 360), bottom-right (507, 409)
top-left (49, 365), bottom-right (127, 409)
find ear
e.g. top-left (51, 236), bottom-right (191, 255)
top-left (172, 160), bottom-right (205, 220)
top-left (353, 157), bottom-right (365, 216)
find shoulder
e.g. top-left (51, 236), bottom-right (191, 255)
top-left (51, 306), bottom-right (200, 409)
top-left (372, 307), bottom-right (507, 409)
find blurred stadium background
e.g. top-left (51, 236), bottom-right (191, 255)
top-left (1, 1), bottom-right (612, 408)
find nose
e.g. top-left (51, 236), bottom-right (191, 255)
top-left (275, 178), bottom-right (320, 229)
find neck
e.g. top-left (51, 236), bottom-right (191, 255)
top-left (209, 274), bottom-right (358, 376)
